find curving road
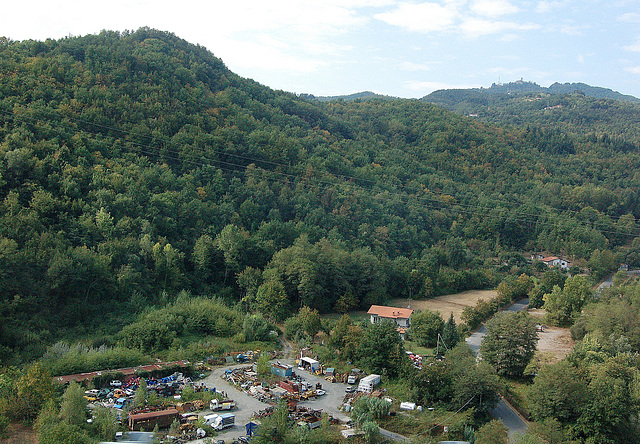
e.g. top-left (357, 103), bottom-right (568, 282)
top-left (465, 299), bottom-right (530, 441)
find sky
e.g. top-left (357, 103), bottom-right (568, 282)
top-left (3, 0), bottom-right (640, 99)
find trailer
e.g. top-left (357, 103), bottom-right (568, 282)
top-left (357, 374), bottom-right (381, 393)
top-left (204, 412), bottom-right (235, 431)
top-left (128, 408), bottom-right (179, 431)
top-left (299, 357), bottom-right (320, 372)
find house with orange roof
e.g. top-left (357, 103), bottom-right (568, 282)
top-left (367, 305), bottom-right (413, 339)
top-left (540, 256), bottom-right (570, 270)
top-left (367, 305), bottom-right (413, 327)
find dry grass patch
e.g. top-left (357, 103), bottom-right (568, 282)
top-left (389, 289), bottom-right (498, 323)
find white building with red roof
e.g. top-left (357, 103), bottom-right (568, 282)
top-left (367, 305), bottom-right (413, 328)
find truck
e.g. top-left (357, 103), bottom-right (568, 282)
top-left (210, 398), bottom-right (237, 411)
top-left (204, 412), bottom-right (235, 431)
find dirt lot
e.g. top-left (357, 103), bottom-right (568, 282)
top-left (527, 309), bottom-right (575, 362)
top-left (391, 290), bottom-right (575, 362)
top-left (0, 423), bottom-right (37, 444)
top-left (389, 289), bottom-right (497, 323)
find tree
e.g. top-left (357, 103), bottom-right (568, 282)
top-left (526, 360), bottom-right (587, 423)
top-left (59, 381), bottom-right (87, 427)
top-left (38, 423), bottom-right (93, 444)
top-left (215, 224), bottom-right (250, 283)
top-left (442, 312), bottom-right (460, 349)
top-left (243, 313), bottom-right (272, 342)
top-left (362, 420), bottom-right (380, 444)
top-left (133, 379), bottom-right (148, 408)
top-left (255, 279), bottom-right (290, 322)
top-left (543, 275), bottom-right (592, 326)
top-left (351, 397), bottom-right (391, 426)
top-left (92, 405), bottom-right (119, 441)
top-left (357, 321), bottom-right (406, 378)
top-left (409, 309), bottom-right (444, 348)
top-left (576, 355), bottom-right (640, 442)
top-left (252, 399), bottom-right (290, 444)
top-left (529, 269), bottom-right (565, 309)
top-left (480, 311), bottom-right (538, 377)
top-left (411, 360), bottom-right (453, 406)
top-left (298, 306), bottom-right (322, 338)
top-left (16, 362), bottom-right (55, 421)
top-left (475, 419), bottom-right (508, 444)
top-left (256, 352), bottom-right (271, 376)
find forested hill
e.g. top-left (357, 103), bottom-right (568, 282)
top-left (1, 28), bottom-right (640, 362)
top-left (422, 81), bottom-right (640, 149)
top-left (423, 80), bottom-right (640, 106)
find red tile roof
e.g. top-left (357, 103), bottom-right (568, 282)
top-left (367, 305), bottom-right (413, 319)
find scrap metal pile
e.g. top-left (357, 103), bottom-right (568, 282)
top-left (223, 366), bottom-right (277, 404)
top-left (252, 404), bottom-right (339, 428)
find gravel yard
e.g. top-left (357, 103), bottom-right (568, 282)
top-left (192, 361), bottom-right (352, 443)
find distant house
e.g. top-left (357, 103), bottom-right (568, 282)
top-left (540, 256), bottom-right (570, 270)
top-left (367, 305), bottom-right (413, 328)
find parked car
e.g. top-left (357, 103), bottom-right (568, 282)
top-left (110, 380), bottom-right (123, 387)
top-left (345, 386), bottom-right (356, 393)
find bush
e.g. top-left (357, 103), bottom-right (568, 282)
top-left (42, 342), bottom-right (150, 376)
top-left (243, 313), bottom-right (273, 342)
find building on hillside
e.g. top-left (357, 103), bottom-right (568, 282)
top-left (367, 305), bottom-right (413, 327)
top-left (540, 256), bottom-right (570, 270)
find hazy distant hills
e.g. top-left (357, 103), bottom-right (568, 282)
top-left (302, 91), bottom-right (396, 101)
top-left (422, 79), bottom-right (640, 108)
top-left (307, 80), bottom-right (639, 105)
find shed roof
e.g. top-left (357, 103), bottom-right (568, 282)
top-left (129, 408), bottom-right (179, 420)
top-left (367, 305), bottom-right (413, 319)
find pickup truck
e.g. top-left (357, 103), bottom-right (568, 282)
top-left (210, 399), bottom-right (237, 411)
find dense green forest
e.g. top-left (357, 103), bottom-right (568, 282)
top-left (1, 26), bottom-right (640, 443)
top-left (0, 28), bottom-right (639, 367)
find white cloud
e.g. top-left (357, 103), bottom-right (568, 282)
top-left (471, 0), bottom-right (520, 18)
top-left (627, 66), bottom-right (640, 74)
top-left (405, 80), bottom-right (481, 94)
top-left (217, 38), bottom-right (326, 73)
top-left (374, 2), bottom-right (458, 33)
top-left (535, 1), bottom-right (565, 14)
top-left (559, 24), bottom-right (584, 36)
top-left (618, 12), bottom-right (640, 23)
top-left (400, 61), bottom-right (432, 71)
top-left (460, 18), bottom-right (539, 37)
top-left (623, 39), bottom-right (640, 52)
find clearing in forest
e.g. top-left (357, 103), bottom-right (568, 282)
top-left (389, 289), bottom-right (497, 324)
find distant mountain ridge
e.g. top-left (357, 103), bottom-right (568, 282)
top-left (423, 79), bottom-right (640, 105)
top-left (302, 91), bottom-right (396, 101)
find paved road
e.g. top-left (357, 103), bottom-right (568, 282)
top-left (465, 298), bottom-right (530, 442)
